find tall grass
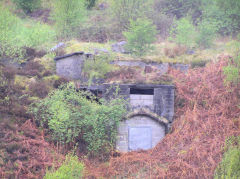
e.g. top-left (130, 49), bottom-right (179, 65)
top-left (0, 5), bottom-right (56, 61)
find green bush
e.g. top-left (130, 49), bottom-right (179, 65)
top-left (223, 38), bottom-right (240, 85)
top-left (52, 0), bottom-right (86, 39)
top-left (30, 83), bottom-right (127, 157)
top-left (44, 154), bottom-right (84, 179)
top-left (0, 5), bottom-right (26, 59)
top-left (169, 17), bottom-right (197, 48)
top-left (0, 5), bottom-right (56, 60)
top-left (23, 22), bottom-right (56, 49)
top-left (13, 0), bottom-right (41, 14)
top-left (85, 0), bottom-right (96, 9)
top-left (82, 54), bottom-right (112, 86)
top-left (196, 20), bottom-right (217, 49)
top-left (214, 136), bottom-right (240, 179)
top-left (123, 18), bottom-right (157, 56)
top-left (111, 0), bottom-right (153, 30)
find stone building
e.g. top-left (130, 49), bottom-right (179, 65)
top-left (54, 52), bottom-right (175, 152)
top-left (54, 52), bottom-right (92, 80)
top-left (83, 84), bottom-right (175, 152)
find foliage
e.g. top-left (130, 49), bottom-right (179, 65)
top-left (123, 18), bottom-right (157, 56)
top-left (23, 22), bottom-right (56, 49)
top-left (83, 53), bottom-right (113, 86)
top-left (196, 20), bottom-right (217, 49)
top-left (44, 154), bottom-right (84, 179)
top-left (52, 0), bottom-right (86, 39)
top-left (30, 83), bottom-right (127, 157)
top-left (85, 0), bottom-right (96, 9)
top-left (111, 0), bottom-right (153, 29)
top-left (0, 5), bottom-right (26, 59)
top-left (169, 17), bottom-right (197, 48)
top-left (223, 37), bottom-right (240, 85)
top-left (0, 5), bottom-right (56, 60)
top-left (155, 0), bottom-right (202, 21)
top-left (13, 0), bottom-right (41, 14)
top-left (214, 136), bottom-right (240, 179)
top-left (215, 0), bottom-right (240, 35)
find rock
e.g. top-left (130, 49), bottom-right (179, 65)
top-left (94, 48), bottom-right (109, 55)
top-left (111, 41), bottom-right (127, 53)
top-left (50, 42), bottom-right (65, 52)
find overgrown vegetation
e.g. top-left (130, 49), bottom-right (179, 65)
top-left (0, 4), bottom-right (55, 60)
top-left (214, 136), bottom-right (240, 179)
top-left (30, 83), bottom-right (127, 158)
top-left (13, 0), bottom-right (41, 14)
top-left (1, 0), bottom-right (240, 178)
top-left (82, 54), bottom-right (113, 86)
top-left (44, 153), bottom-right (84, 179)
top-left (52, 0), bottom-right (86, 39)
top-left (223, 35), bottom-right (240, 85)
top-left (123, 18), bottom-right (157, 56)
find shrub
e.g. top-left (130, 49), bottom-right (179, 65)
top-left (52, 0), bottom-right (86, 39)
top-left (0, 5), bottom-right (56, 61)
top-left (223, 39), bottom-right (240, 85)
top-left (123, 18), bottom-right (157, 56)
top-left (82, 54), bottom-right (113, 86)
top-left (23, 22), bottom-right (56, 49)
top-left (28, 81), bottom-right (49, 98)
top-left (0, 5), bottom-right (26, 59)
top-left (196, 20), bottom-right (217, 49)
top-left (44, 154), bottom-right (84, 179)
top-left (111, 0), bottom-right (153, 30)
top-left (169, 17), bottom-right (197, 48)
top-left (85, 0), bottom-right (96, 9)
top-left (30, 83), bottom-right (127, 158)
top-left (18, 61), bottom-right (44, 77)
top-left (214, 136), bottom-right (240, 179)
top-left (13, 0), bottom-right (41, 14)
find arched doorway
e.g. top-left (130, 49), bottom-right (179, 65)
top-left (116, 109), bottom-right (168, 152)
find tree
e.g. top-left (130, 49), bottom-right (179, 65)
top-left (169, 17), bottom-right (197, 48)
top-left (52, 0), bottom-right (86, 39)
top-left (111, 0), bottom-right (153, 30)
top-left (123, 18), bottom-right (157, 56)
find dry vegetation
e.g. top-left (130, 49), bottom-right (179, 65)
top-left (85, 55), bottom-right (240, 178)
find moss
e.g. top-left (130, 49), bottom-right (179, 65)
top-left (14, 75), bottom-right (30, 89)
top-left (34, 54), bottom-right (56, 72)
top-left (65, 40), bottom-right (112, 54)
top-left (43, 75), bottom-right (60, 84)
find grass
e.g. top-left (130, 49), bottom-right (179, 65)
top-left (63, 39), bottom-right (233, 65)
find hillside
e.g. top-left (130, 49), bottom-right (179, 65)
top-left (1, 0), bottom-right (240, 178)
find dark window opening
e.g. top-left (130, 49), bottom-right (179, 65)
top-left (130, 88), bottom-right (154, 95)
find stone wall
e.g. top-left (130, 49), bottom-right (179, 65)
top-left (111, 60), bottom-right (189, 73)
top-left (55, 53), bottom-right (85, 80)
top-left (116, 115), bottom-right (166, 152)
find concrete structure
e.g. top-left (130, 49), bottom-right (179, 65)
top-left (54, 52), bottom-right (92, 80)
top-left (54, 52), bottom-right (176, 152)
top-left (54, 52), bottom-right (189, 81)
top-left (83, 84), bottom-right (175, 152)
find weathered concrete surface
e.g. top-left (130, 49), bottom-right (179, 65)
top-left (55, 52), bottom-right (85, 80)
top-left (111, 60), bottom-right (189, 73)
top-left (130, 94), bottom-right (154, 110)
top-left (116, 115), bottom-right (166, 152)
